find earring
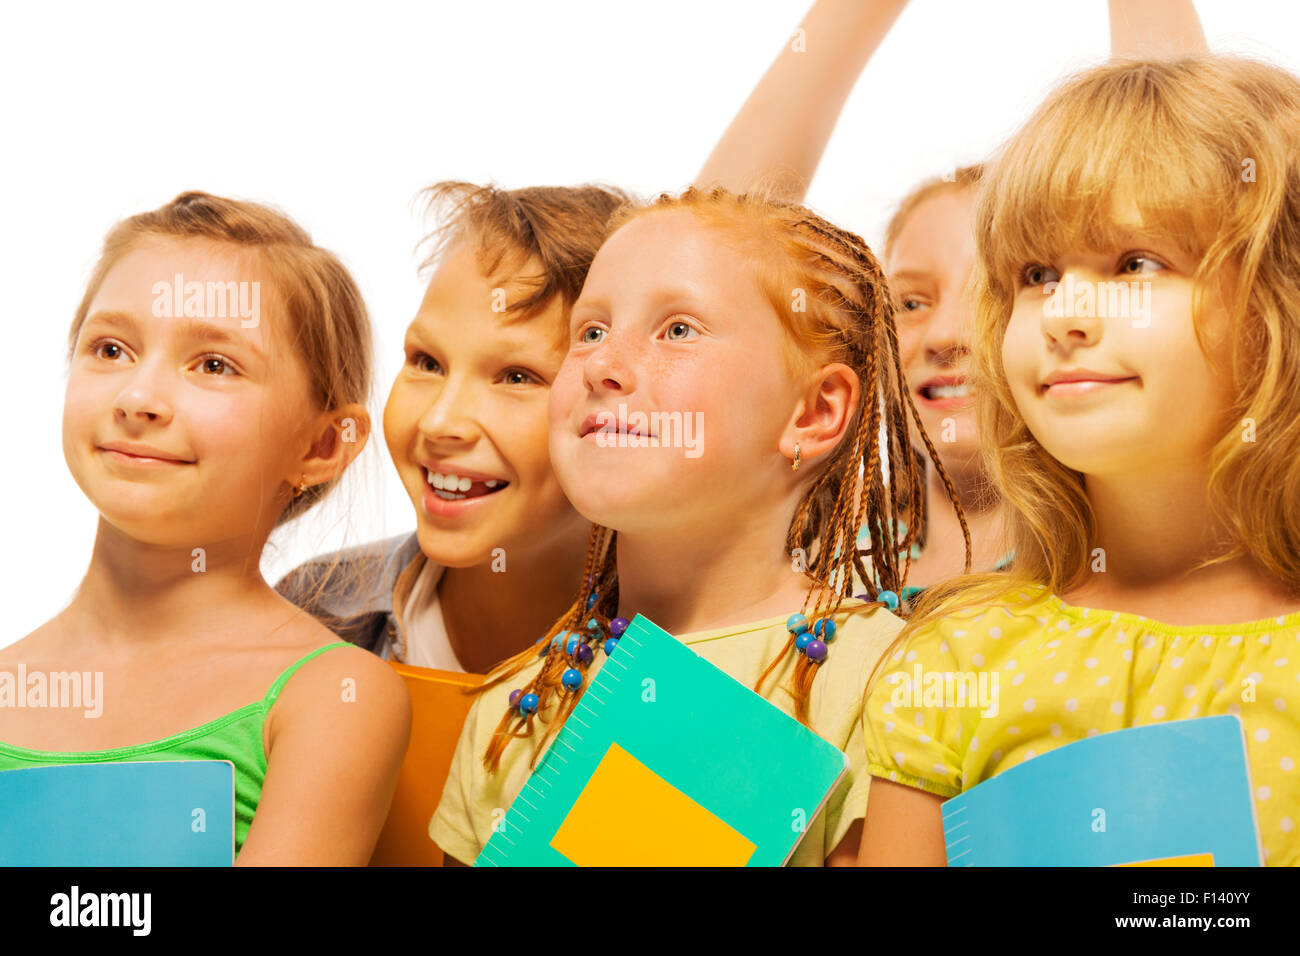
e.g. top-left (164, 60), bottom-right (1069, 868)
top-left (293, 476), bottom-right (308, 498)
top-left (791, 442), bottom-right (801, 472)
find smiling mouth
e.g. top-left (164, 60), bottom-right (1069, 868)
top-left (918, 382), bottom-right (973, 401)
top-left (424, 468), bottom-right (509, 501)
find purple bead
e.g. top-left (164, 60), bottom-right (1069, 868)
top-left (805, 639), bottom-right (828, 663)
top-left (574, 643), bottom-right (594, 665)
top-left (508, 689), bottom-right (523, 707)
top-left (610, 617), bottom-right (630, 637)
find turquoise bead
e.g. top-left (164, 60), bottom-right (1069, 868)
top-left (878, 590), bottom-right (900, 611)
top-left (562, 668), bottom-right (583, 691)
top-left (519, 693), bottom-right (539, 715)
top-left (813, 618), bottom-right (837, 642)
top-left (786, 613), bottom-right (810, 636)
top-left (795, 632), bottom-right (814, 652)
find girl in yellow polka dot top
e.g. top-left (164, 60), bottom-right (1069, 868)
top-left (859, 54), bottom-right (1300, 867)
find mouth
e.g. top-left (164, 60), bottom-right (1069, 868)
top-left (579, 412), bottom-right (657, 440)
top-left (422, 466), bottom-right (510, 501)
top-left (98, 443), bottom-right (195, 465)
top-left (916, 377), bottom-right (973, 405)
top-left (1040, 373), bottom-right (1139, 396)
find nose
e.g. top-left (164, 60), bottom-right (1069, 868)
top-left (582, 329), bottom-right (637, 395)
top-left (920, 292), bottom-right (973, 368)
top-left (113, 360), bottom-right (174, 427)
top-left (1040, 268), bottom-right (1102, 350)
top-left (415, 372), bottom-right (483, 446)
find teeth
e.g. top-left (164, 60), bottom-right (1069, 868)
top-left (426, 470), bottom-right (507, 493)
top-left (931, 383), bottom-right (972, 399)
top-left (433, 488), bottom-right (466, 500)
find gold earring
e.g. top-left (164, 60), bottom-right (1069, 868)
top-left (791, 442), bottom-right (801, 472)
top-left (293, 476), bottom-right (308, 498)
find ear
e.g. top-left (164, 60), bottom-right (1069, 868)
top-left (292, 403), bottom-right (372, 490)
top-left (779, 363), bottom-right (860, 470)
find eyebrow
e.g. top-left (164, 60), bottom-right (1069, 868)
top-left (81, 310), bottom-right (267, 363)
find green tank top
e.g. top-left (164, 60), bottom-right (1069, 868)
top-left (0, 641), bottom-right (351, 857)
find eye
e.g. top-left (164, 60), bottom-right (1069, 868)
top-left (578, 325), bottom-right (606, 346)
top-left (197, 353), bottom-right (239, 376)
top-left (899, 295), bottom-right (928, 314)
top-left (91, 339), bottom-right (128, 361)
top-left (1021, 264), bottom-right (1060, 288)
top-left (500, 368), bottom-right (539, 386)
top-left (410, 350), bottom-right (443, 374)
top-left (1120, 254), bottom-right (1164, 276)
top-left (662, 319), bottom-right (699, 341)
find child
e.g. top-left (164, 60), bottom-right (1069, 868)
top-left (430, 186), bottom-right (966, 866)
top-left (859, 56), bottom-right (1300, 866)
top-left (0, 192), bottom-right (411, 864)
top-left (277, 182), bottom-right (630, 674)
top-left (696, 0), bottom-right (1209, 605)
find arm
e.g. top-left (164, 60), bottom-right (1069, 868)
top-left (1108, 0), bottom-right (1207, 58)
top-left (694, 0), bottom-right (910, 201)
top-left (235, 646), bottom-right (411, 865)
top-left (858, 777), bottom-right (948, 865)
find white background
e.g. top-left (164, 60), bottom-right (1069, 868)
top-left (3, 1), bottom-right (1298, 645)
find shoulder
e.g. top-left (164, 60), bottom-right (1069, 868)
top-left (266, 638), bottom-right (411, 745)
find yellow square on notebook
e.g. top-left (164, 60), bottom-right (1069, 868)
top-left (549, 742), bottom-right (757, 866)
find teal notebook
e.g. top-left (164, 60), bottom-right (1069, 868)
top-left (0, 760), bottom-right (235, 866)
top-left (475, 615), bottom-right (848, 866)
top-left (942, 715), bottom-right (1262, 866)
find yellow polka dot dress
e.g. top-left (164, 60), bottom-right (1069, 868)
top-left (864, 584), bottom-right (1300, 865)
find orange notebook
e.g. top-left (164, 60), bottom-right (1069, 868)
top-left (369, 662), bottom-right (484, 867)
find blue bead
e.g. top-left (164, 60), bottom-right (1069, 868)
top-left (805, 639), bottom-right (828, 663)
top-left (878, 590), bottom-right (900, 611)
top-left (519, 693), bottom-right (539, 715)
top-left (508, 689), bottom-right (523, 707)
top-left (562, 668), bottom-right (583, 691)
top-left (566, 634), bottom-right (581, 656)
top-left (586, 617), bottom-right (600, 632)
top-left (901, 586), bottom-right (923, 601)
top-left (813, 618), bottom-right (837, 642)
top-left (586, 593), bottom-right (598, 610)
top-left (551, 629), bottom-right (569, 649)
top-left (786, 613), bottom-right (809, 636)
top-left (795, 632), bottom-right (814, 652)
top-left (609, 617), bottom-right (630, 637)
top-left (604, 637), bottom-right (619, 656)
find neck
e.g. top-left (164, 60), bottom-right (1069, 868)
top-left (614, 502), bottom-right (810, 637)
top-left (64, 518), bottom-right (275, 650)
top-left (922, 454), bottom-right (1008, 568)
top-left (1068, 459), bottom-right (1297, 612)
top-left (438, 523), bottom-right (591, 674)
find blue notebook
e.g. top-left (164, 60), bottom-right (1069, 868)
top-left (475, 614), bottom-right (849, 866)
top-left (0, 760), bottom-right (235, 866)
top-left (942, 715), bottom-right (1262, 866)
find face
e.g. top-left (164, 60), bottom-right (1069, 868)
top-left (1001, 226), bottom-right (1236, 478)
top-left (383, 243), bottom-right (588, 567)
top-left (888, 188), bottom-right (981, 466)
top-left (63, 238), bottom-right (327, 547)
top-left (549, 209), bottom-right (801, 536)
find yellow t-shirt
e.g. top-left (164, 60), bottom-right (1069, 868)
top-left (864, 584), bottom-right (1300, 865)
top-left (431, 600), bottom-right (902, 866)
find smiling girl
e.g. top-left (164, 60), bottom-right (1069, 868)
top-left (0, 192), bottom-right (410, 864)
top-left (859, 56), bottom-right (1300, 866)
top-left (430, 186), bottom-right (964, 866)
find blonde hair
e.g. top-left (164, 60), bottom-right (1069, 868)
top-left (875, 55), bottom-right (1300, 678)
top-left (479, 186), bottom-right (969, 771)
top-left (884, 163), bottom-right (985, 262)
top-left (68, 190), bottom-right (372, 528)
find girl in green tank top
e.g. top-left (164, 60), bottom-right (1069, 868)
top-left (0, 193), bottom-right (410, 864)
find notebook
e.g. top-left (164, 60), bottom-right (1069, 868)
top-left (369, 662), bottom-right (484, 867)
top-left (475, 614), bottom-right (849, 867)
top-left (941, 715), bottom-right (1262, 866)
top-left (0, 760), bottom-right (235, 866)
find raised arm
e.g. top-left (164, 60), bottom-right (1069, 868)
top-left (694, 0), bottom-right (910, 202)
top-left (1108, 0), bottom-right (1208, 58)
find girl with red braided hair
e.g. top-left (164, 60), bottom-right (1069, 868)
top-left (429, 185), bottom-right (966, 866)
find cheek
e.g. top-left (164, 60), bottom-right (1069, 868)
top-left (382, 381), bottom-right (416, 457)
top-left (548, 360), bottom-right (583, 428)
